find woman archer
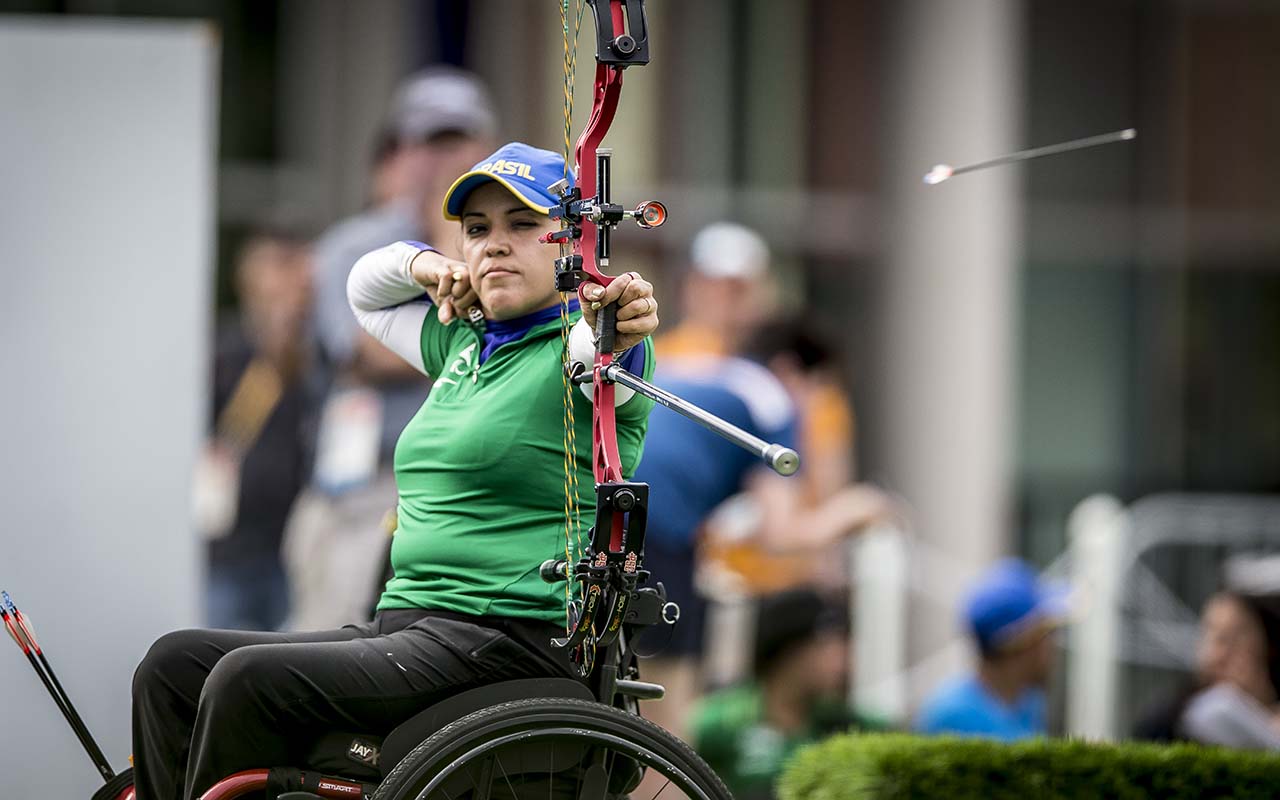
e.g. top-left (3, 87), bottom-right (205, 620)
top-left (131, 142), bottom-right (660, 800)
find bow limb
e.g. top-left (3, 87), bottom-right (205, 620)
top-left (582, 63), bottom-right (627, 523)
top-left (573, 61), bottom-right (624, 288)
top-left (571, 21), bottom-right (627, 497)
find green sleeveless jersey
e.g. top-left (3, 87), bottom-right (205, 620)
top-left (377, 304), bottom-right (655, 623)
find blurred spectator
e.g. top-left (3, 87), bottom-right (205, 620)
top-left (634, 352), bottom-right (798, 738)
top-left (914, 559), bottom-right (1067, 741)
top-left (637, 316), bottom-right (893, 739)
top-left (703, 320), bottom-right (894, 596)
top-left (366, 129), bottom-right (403, 209)
top-left (194, 231), bottom-right (321, 631)
top-left (1134, 591), bottom-right (1280, 749)
top-left (755, 317), bottom-right (858, 504)
top-left (286, 67), bottom-right (496, 629)
top-left (657, 223), bottom-right (857, 504)
top-left (691, 589), bottom-right (884, 800)
top-left (658, 222), bottom-right (776, 360)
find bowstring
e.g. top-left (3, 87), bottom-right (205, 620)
top-left (559, 0), bottom-right (587, 636)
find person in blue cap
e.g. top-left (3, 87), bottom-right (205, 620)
top-left (129, 143), bottom-right (661, 800)
top-left (914, 558), bottom-right (1069, 740)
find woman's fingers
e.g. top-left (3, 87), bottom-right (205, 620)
top-left (453, 287), bottom-right (480, 314)
top-left (615, 290), bottom-right (656, 322)
top-left (582, 274), bottom-right (653, 314)
top-left (436, 269), bottom-right (454, 300)
top-left (439, 267), bottom-right (476, 325)
top-left (615, 314), bottom-right (659, 336)
top-left (581, 271), bottom-right (635, 308)
top-left (579, 273), bottom-right (659, 351)
top-left (434, 271), bottom-right (454, 323)
top-left (448, 269), bottom-right (478, 308)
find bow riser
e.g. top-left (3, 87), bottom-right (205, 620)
top-left (549, 0), bottom-right (658, 676)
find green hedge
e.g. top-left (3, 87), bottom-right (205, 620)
top-left (778, 733), bottom-right (1280, 800)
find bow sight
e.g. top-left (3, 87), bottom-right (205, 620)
top-left (547, 155), bottom-right (668, 294)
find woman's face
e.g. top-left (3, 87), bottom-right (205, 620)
top-left (1198, 593), bottom-right (1268, 685)
top-left (460, 182), bottom-right (560, 321)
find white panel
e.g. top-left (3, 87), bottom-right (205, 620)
top-left (0, 17), bottom-right (217, 798)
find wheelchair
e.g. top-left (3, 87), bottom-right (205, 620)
top-left (93, 567), bottom-right (730, 800)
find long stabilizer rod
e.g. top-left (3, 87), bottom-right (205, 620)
top-left (596, 363), bottom-right (800, 476)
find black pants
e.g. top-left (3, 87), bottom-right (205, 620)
top-left (131, 609), bottom-right (576, 800)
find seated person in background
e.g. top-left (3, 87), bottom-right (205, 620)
top-left (914, 559), bottom-right (1066, 741)
top-left (691, 588), bottom-right (886, 800)
top-left (1134, 590), bottom-right (1280, 749)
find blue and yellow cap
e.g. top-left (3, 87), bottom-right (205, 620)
top-left (442, 142), bottom-right (574, 221)
top-left (965, 559), bottom-right (1071, 654)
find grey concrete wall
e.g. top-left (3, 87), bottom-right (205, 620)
top-left (0, 18), bottom-right (216, 798)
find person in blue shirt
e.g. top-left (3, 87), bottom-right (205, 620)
top-left (638, 354), bottom-right (800, 640)
top-left (915, 558), bottom-right (1069, 741)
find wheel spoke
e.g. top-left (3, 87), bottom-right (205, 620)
top-left (646, 777), bottom-right (674, 800)
top-left (493, 753), bottom-right (519, 799)
top-left (574, 748), bottom-right (585, 800)
top-left (477, 754), bottom-right (495, 800)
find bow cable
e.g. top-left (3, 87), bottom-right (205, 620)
top-left (559, 0), bottom-right (588, 637)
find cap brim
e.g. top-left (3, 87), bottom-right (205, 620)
top-left (442, 171), bottom-right (552, 221)
top-left (986, 586), bottom-right (1074, 651)
top-left (1035, 585), bottom-right (1073, 622)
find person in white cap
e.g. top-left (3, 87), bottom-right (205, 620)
top-left (658, 222), bottom-right (774, 360)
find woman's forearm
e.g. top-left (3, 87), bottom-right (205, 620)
top-left (347, 241), bottom-right (435, 376)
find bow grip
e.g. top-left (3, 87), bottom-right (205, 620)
top-left (594, 300), bottom-right (618, 355)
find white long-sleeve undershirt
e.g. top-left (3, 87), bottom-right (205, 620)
top-left (347, 241), bottom-right (435, 376)
top-left (347, 241), bottom-right (631, 402)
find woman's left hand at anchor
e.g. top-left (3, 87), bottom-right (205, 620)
top-left (579, 271), bottom-right (659, 353)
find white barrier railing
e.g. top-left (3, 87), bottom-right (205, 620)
top-left (1063, 492), bottom-right (1280, 741)
top-left (852, 525), bottom-right (910, 721)
top-left (1065, 494), bottom-right (1126, 740)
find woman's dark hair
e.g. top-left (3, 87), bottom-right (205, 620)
top-left (743, 317), bottom-right (837, 373)
top-left (1231, 591), bottom-right (1280, 698)
top-left (752, 588), bottom-right (848, 678)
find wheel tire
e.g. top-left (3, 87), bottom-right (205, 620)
top-left (374, 697), bottom-right (731, 800)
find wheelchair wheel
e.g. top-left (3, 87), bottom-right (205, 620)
top-left (374, 697), bottom-right (731, 800)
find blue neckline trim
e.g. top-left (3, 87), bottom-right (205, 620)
top-left (485, 297), bottom-right (580, 335)
top-left (477, 297), bottom-right (581, 365)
